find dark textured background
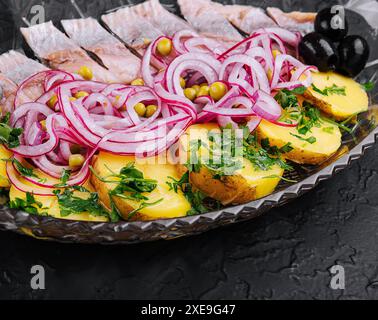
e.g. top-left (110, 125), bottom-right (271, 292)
top-left (1, 0), bottom-right (378, 300)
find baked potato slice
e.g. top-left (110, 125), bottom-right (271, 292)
top-left (0, 145), bottom-right (12, 188)
top-left (9, 169), bottom-right (108, 222)
top-left (257, 118), bottom-right (341, 165)
top-left (91, 152), bottom-right (191, 221)
top-left (177, 123), bottom-right (284, 205)
top-left (304, 71), bottom-right (368, 121)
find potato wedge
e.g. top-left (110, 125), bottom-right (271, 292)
top-left (9, 169), bottom-right (108, 222)
top-left (0, 145), bottom-right (12, 188)
top-left (257, 118), bottom-right (341, 165)
top-left (177, 123), bottom-right (284, 205)
top-left (304, 71), bottom-right (368, 120)
top-left (91, 152), bottom-right (191, 221)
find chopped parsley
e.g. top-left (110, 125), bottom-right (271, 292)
top-left (185, 126), bottom-right (293, 175)
top-left (53, 186), bottom-right (109, 219)
top-left (206, 128), bottom-right (243, 177)
top-left (167, 171), bottom-right (216, 216)
top-left (54, 169), bottom-right (71, 187)
top-left (185, 128), bottom-right (243, 178)
top-left (311, 84), bottom-right (346, 96)
top-left (244, 134), bottom-right (293, 171)
top-left (274, 88), bottom-right (303, 124)
top-left (9, 192), bottom-right (47, 215)
top-left (3, 158), bottom-right (46, 183)
top-left (126, 198), bottom-right (164, 220)
top-left (360, 81), bottom-right (375, 92)
top-left (263, 174), bottom-right (298, 184)
top-left (0, 112), bottom-right (23, 149)
top-left (322, 126), bottom-right (335, 134)
top-left (260, 138), bottom-right (293, 155)
top-left (290, 133), bottom-right (317, 144)
top-left (321, 115), bottom-right (354, 134)
top-left (297, 101), bottom-right (322, 135)
top-left (90, 163), bottom-right (160, 221)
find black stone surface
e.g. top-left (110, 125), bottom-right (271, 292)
top-left (1, 144), bottom-right (378, 300)
top-left (1, 0), bottom-right (378, 300)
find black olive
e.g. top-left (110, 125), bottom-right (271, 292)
top-left (315, 7), bottom-right (348, 41)
top-left (298, 32), bottom-right (339, 72)
top-left (338, 35), bottom-right (370, 77)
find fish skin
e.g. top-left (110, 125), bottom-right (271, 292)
top-left (130, 0), bottom-right (193, 36)
top-left (61, 17), bottom-right (141, 84)
top-left (20, 21), bottom-right (120, 83)
top-left (0, 51), bottom-right (48, 107)
top-left (0, 50), bottom-right (47, 85)
top-left (177, 0), bottom-right (243, 44)
top-left (102, 6), bottom-right (163, 53)
top-left (205, 2), bottom-right (277, 34)
top-left (267, 7), bottom-right (316, 35)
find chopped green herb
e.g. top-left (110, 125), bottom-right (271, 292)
top-left (290, 133), bottom-right (317, 144)
top-left (274, 88), bottom-right (303, 124)
top-left (245, 135), bottom-right (292, 171)
top-left (297, 102), bottom-right (322, 135)
top-left (263, 175), bottom-right (298, 183)
top-left (185, 129), bottom-right (243, 177)
top-left (311, 84), bottom-right (346, 96)
top-left (275, 88), bottom-right (301, 109)
top-left (279, 143), bottom-right (294, 154)
top-left (108, 197), bottom-right (122, 222)
top-left (53, 186), bottom-right (109, 219)
top-left (167, 172), bottom-right (217, 216)
top-left (321, 116), bottom-right (353, 134)
top-left (360, 81), bottom-right (375, 92)
top-left (9, 192), bottom-right (47, 215)
top-left (127, 199), bottom-right (164, 220)
top-left (90, 163), bottom-right (160, 220)
top-left (290, 86), bottom-right (307, 95)
top-left (90, 163), bottom-right (157, 202)
top-left (322, 126), bottom-right (335, 134)
top-left (0, 113), bottom-right (23, 149)
top-left (3, 158), bottom-right (46, 183)
top-left (260, 139), bottom-right (293, 155)
top-left (54, 169), bottom-right (71, 187)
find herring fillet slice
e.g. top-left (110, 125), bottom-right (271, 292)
top-left (0, 50), bottom-right (49, 106)
top-left (267, 7), bottom-right (316, 35)
top-left (0, 73), bottom-right (18, 115)
top-left (177, 0), bottom-right (243, 44)
top-left (61, 17), bottom-right (141, 84)
top-left (102, 6), bottom-right (163, 53)
top-left (201, 1), bottom-right (277, 34)
top-left (20, 21), bottom-right (119, 83)
top-left (0, 50), bottom-right (47, 85)
top-left (130, 0), bottom-right (193, 36)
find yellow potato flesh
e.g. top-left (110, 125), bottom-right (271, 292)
top-left (9, 169), bottom-right (108, 222)
top-left (241, 158), bottom-right (283, 199)
top-left (257, 119), bottom-right (341, 165)
top-left (306, 71), bottom-right (368, 120)
top-left (0, 145), bottom-right (12, 187)
top-left (92, 152), bottom-right (191, 220)
top-left (178, 123), bottom-right (284, 204)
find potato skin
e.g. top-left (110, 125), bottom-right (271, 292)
top-left (304, 71), bottom-right (368, 121)
top-left (177, 164), bottom-right (256, 206)
top-left (257, 116), bottom-right (341, 165)
top-left (258, 133), bottom-right (332, 165)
